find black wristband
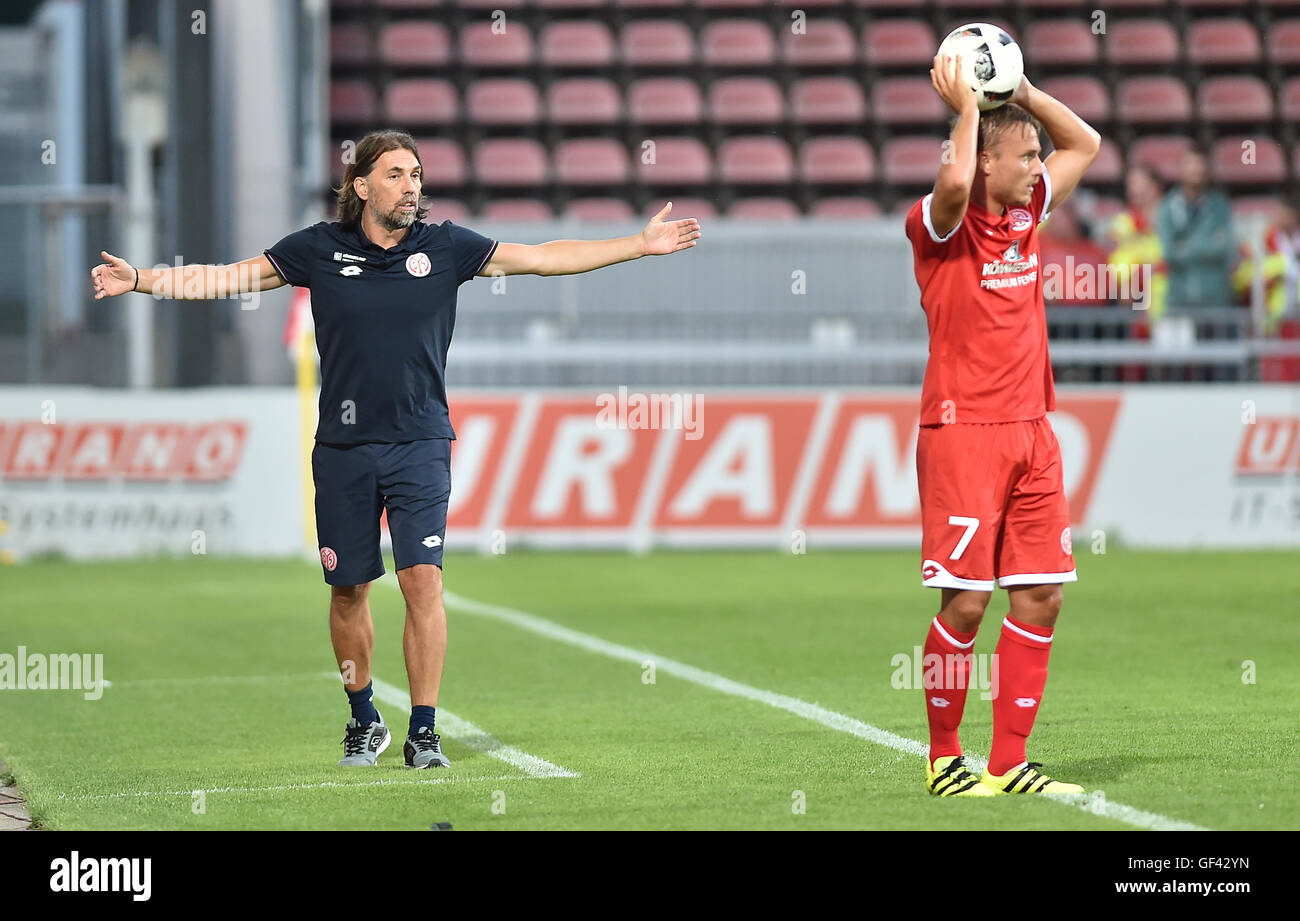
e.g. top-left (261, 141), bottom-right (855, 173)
top-left (133, 266), bottom-right (139, 293)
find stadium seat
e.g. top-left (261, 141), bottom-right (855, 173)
top-left (1127, 136), bottom-right (1193, 184)
top-left (702, 20), bottom-right (776, 67)
top-left (1267, 20), bottom-right (1300, 66)
top-left (384, 79), bottom-right (458, 127)
top-left (412, 138), bottom-right (467, 186)
top-left (540, 21), bottom-right (616, 68)
top-left (798, 136), bottom-right (876, 184)
top-left (554, 138), bottom-right (631, 185)
top-left (377, 0), bottom-right (445, 8)
top-left (536, 0), bottom-right (607, 8)
top-left (697, 0), bottom-right (766, 7)
top-left (790, 77), bottom-right (867, 125)
top-left (872, 77), bottom-right (949, 124)
top-left (1280, 77), bottom-right (1300, 122)
top-left (473, 139), bottom-right (549, 186)
top-left (1097, 0), bottom-right (1168, 6)
top-left (614, 0), bottom-right (688, 7)
top-left (628, 78), bottom-right (705, 125)
top-left (657, 197), bottom-right (718, 219)
top-left (423, 199), bottom-right (472, 225)
top-left (466, 79), bottom-right (541, 127)
top-left (1198, 76), bottom-right (1274, 125)
top-left (621, 21), bottom-right (695, 67)
top-left (881, 136), bottom-right (943, 186)
top-left (481, 199), bottom-right (554, 221)
top-left (1105, 21), bottom-right (1180, 67)
top-left (1231, 195), bottom-right (1280, 222)
top-left (862, 20), bottom-right (936, 68)
top-left (1038, 76), bottom-right (1111, 125)
top-left (330, 23), bottom-right (373, 67)
top-left (856, 0), bottom-right (925, 8)
top-left (1116, 76), bottom-right (1193, 125)
top-left (330, 80), bottom-right (377, 123)
top-left (636, 137), bottom-right (714, 185)
top-left (719, 137), bottom-right (796, 185)
top-left (1187, 19), bottom-right (1261, 66)
top-left (459, 0), bottom-right (524, 7)
top-left (459, 22), bottom-right (533, 67)
top-left (810, 196), bottom-right (883, 219)
top-left (1089, 137), bottom-right (1124, 184)
top-left (546, 78), bottom-right (622, 126)
top-left (378, 22), bottom-right (451, 67)
top-left (709, 77), bottom-right (785, 125)
top-left (1024, 20), bottom-right (1101, 67)
top-left (782, 19), bottom-right (857, 67)
top-left (563, 197), bottom-right (636, 221)
top-left (728, 198), bottom-right (801, 221)
top-left (775, 0), bottom-right (845, 7)
top-left (1211, 135), bottom-right (1286, 185)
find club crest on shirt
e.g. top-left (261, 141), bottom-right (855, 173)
top-left (1008, 208), bottom-right (1033, 232)
top-left (406, 252), bottom-right (431, 277)
top-left (1002, 240), bottom-right (1022, 262)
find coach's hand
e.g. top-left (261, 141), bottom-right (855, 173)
top-left (639, 202), bottom-right (701, 257)
top-left (91, 251), bottom-right (137, 299)
top-left (930, 53), bottom-right (978, 116)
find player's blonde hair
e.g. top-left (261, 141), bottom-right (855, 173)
top-left (335, 129), bottom-right (430, 225)
top-left (975, 104), bottom-right (1042, 154)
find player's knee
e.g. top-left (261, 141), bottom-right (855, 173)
top-left (1011, 584), bottom-right (1063, 623)
top-left (330, 583), bottom-right (369, 613)
top-left (941, 590), bottom-right (991, 632)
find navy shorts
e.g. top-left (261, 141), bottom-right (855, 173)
top-left (312, 438), bottom-right (451, 586)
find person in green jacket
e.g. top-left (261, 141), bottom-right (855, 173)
top-left (1156, 149), bottom-right (1236, 310)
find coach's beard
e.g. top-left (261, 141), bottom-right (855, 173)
top-left (375, 199), bottom-right (418, 232)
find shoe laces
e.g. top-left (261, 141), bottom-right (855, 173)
top-left (342, 722), bottom-right (369, 757)
top-left (410, 729), bottom-right (441, 752)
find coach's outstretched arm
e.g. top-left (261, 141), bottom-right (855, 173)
top-left (1010, 77), bottom-right (1101, 213)
top-left (928, 54), bottom-right (980, 239)
top-left (90, 252), bottom-right (285, 300)
top-left (479, 201), bottom-right (701, 277)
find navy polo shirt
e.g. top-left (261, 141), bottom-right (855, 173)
top-left (265, 220), bottom-right (497, 445)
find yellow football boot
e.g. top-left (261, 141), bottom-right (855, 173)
top-left (927, 755), bottom-right (997, 797)
top-left (980, 761), bottom-right (1084, 795)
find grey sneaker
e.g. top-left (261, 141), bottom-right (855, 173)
top-left (339, 713), bottom-right (390, 766)
top-left (404, 726), bottom-right (450, 769)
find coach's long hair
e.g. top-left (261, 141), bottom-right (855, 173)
top-left (335, 129), bottom-right (430, 225)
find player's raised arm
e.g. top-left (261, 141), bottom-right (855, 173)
top-left (90, 251), bottom-right (286, 300)
top-left (1010, 77), bottom-right (1101, 214)
top-left (479, 201), bottom-right (701, 277)
top-left (929, 54), bottom-right (980, 239)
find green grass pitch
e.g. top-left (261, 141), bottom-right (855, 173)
top-left (1, 549), bottom-right (1296, 830)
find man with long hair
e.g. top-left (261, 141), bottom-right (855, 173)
top-left (91, 129), bottom-right (701, 769)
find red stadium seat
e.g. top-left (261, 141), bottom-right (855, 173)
top-left (636, 137), bottom-right (714, 185)
top-left (481, 199), bottom-right (554, 222)
top-left (1231, 195), bottom-right (1281, 222)
top-left (622, 20), bottom-right (695, 67)
top-left (1198, 76), bottom-right (1275, 124)
top-left (798, 136), bottom-right (876, 184)
top-left (563, 197), bottom-right (636, 221)
top-left (422, 200), bottom-right (472, 225)
top-left (330, 80), bottom-right (377, 122)
top-left (377, 0), bottom-right (446, 8)
top-left (1211, 135), bottom-right (1285, 185)
top-left (855, 0), bottom-right (924, 8)
top-left (384, 79), bottom-right (458, 127)
top-left (460, 0), bottom-right (524, 7)
top-left (1088, 137), bottom-right (1124, 184)
top-left (655, 197), bottom-right (718, 219)
top-left (1188, 20), bottom-right (1261, 66)
top-left (627, 78), bottom-right (705, 125)
top-left (1038, 76), bottom-right (1110, 125)
top-left (1128, 135), bottom-right (1193, 184)
top-left (1280, 77), bottom-right (1300, 122)
top-left (1097, 0), bottom-right (1167, 6)
top-left (782, 19), bottom-right (857, 67)
top-left (459, 22), bottom-right (533, 67)
top-left (614, 0), bottom-right (687, 7)
top-left (698, 0), bottom-right (766, 6)
top-left (862, 20), bottom-right (935, 68)
top-left (709, 77), bottom-right (785, 125)
top-left (872, 77), bottom-right (947, 125)
top-left (378, 22), bottom-right (451, 67)
top-left (473, 139), bottom-right (549, 186)
top-left (540, 21), bottom-right (616, 68)
top-left (546, 78), bottom-right (622, 126)
top-left (466, 79), bottom-right (541, 126)
top-left (810, 196), bottom-right (882, 219)
top-left (776, 0), bottom-right (846, 7)
top-left (1106, 21), bottom-right (1180, 67)
top-left (701, 20), bottom-right (776, 67)
top-left (719, 137), bottom-right (795, 185)
top-left (536, 0), bottom-right (607, 8)
top-left (412, 138), bottom-right (467, 186)
top-left (1268, 20), bottom-right (1300, 65)
top-left (728, 198), bottom-right (801, 221)
top-left (330, 24), bottom-right (373, 67)
top-left (790, 77), bottom-right (867, 125)
top-left (554, 138), bottom-right (631, 185)
top-left (1116, 77), bottom-right (1193, 125)
top-left (881, 136), bottom-right (943, 186)
top-left (1024, 20), bottom-right (1101, 67)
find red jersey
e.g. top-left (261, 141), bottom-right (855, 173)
top-left (905, 173), bottom-right (1056, 425)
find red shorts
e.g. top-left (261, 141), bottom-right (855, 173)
top-left (916, 418), bottom-right (1077, 591)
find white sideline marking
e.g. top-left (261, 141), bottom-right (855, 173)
top-left (57, 774), bottom-right (516, 802)
top-left (102, 672), bottom-right (325, 689)
top-left (427, 585), bottom-right (1207, 832)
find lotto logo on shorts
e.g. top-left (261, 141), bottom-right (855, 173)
top-left (1060, 527), bottom-right (1072, 555)
top-left (320, 547), bottom-right (338, 572)
top-left (406, 253), bottom-right (431, 277)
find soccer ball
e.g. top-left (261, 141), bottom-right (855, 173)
top-left (937, 23), bottom-right (1024, 111)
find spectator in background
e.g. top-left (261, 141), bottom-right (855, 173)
top-left (1108, 164), bottom-right (1166, 317)
top-left (1039, 198), bottom-right (1110, 306)
top-left (1232, 198), bottom-right (1300, 334)
top-left (1157, 149), bottom-right (1235, 309)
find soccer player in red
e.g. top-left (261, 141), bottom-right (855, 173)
top-left (905, 55), bottom-right (1100, 796)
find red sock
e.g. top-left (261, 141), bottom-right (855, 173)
top-left (924, 616), bottom-right (978, 764)
top-left (988, 615), bottom-right (1054, 776)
